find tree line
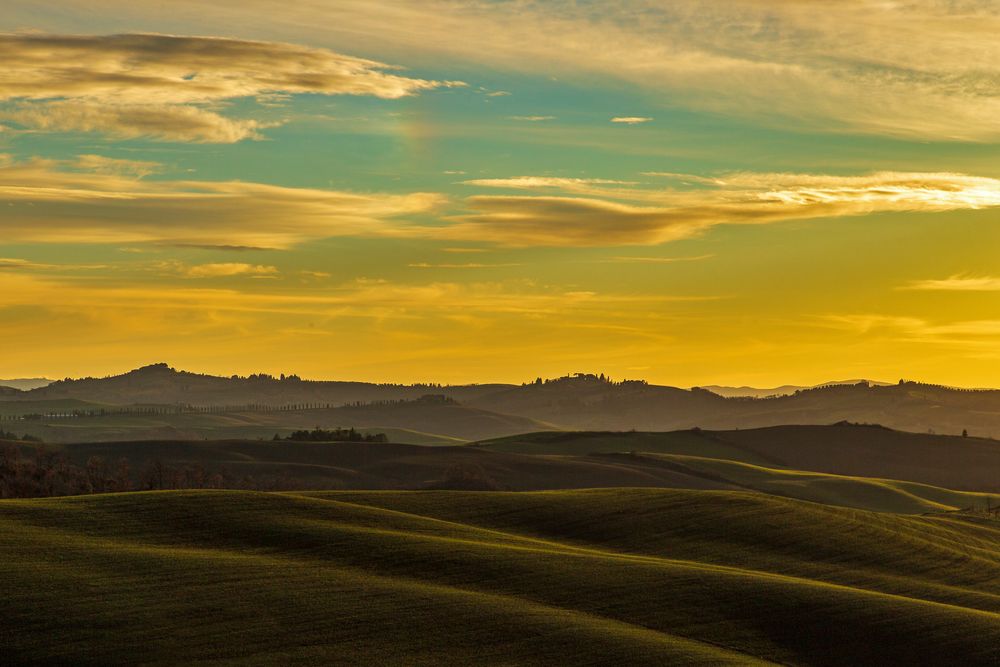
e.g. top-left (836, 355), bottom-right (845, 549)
top-left (277, 427), bottom-right (388, 443)
top-left (0, 394), bottom-right (455, 423)
top-left (0, 445), bottom-right (319, 499)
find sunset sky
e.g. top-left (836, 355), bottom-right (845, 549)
top-left (3, 1), bottom-right (1000, 386)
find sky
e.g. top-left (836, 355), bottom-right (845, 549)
top-left (2, 1), bottom-right (1000, 387)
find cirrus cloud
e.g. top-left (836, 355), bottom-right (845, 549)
top-left (68, 0), bottom-right (998, 142)
top-left (0, 156), bottom-right (444, 248)
top-left (611, 117), bottom-right (653, 124)
top-left (903, 276), bottom-right (1000, 292)
top-left (183, 263), bottom-right (279, 278)
top-left (440, 171), bottom-right (1000, 246)
top-left (0, 32), bottom-right (460, 142)
top-left (6, 159), bottom-right (1000, 250)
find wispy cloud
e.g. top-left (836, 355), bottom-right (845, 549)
top-left (0, 156), bottom-right (443, 247)
top-left (816, 312), bottom-right (1000, 352)
top-left (446, 171), bottom-right (1000, 246)
top-left (0, 32), bottom-right (461, 142)
top-left (3, 100), bottom-right (275, 143)
top-left (73, 154), bottom-right (163, 179)
top-left (507, 115), bottom-right (555, 122)
top-left (611, 117), bottom-right (652, 124)
top-left (608, 254), bottom-right (714, 264)
top-left (462, 176), bottom-right (634, 189)
top-left (641, 172), bottom-right (721, 185)
top-left (8, 160), bottom-right (1000, 250)
top-left (103, 0), bottom-right (1000, 141)
top-left (0, 257), bottom-right (109, 272)
top-left (182, 263), bottom-right (279, 278)
top-left (902, 276), bottom-right (1000, 292)
top-left (408, 262), bottom-right (521, 269)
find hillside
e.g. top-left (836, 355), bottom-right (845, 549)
top-left (2, 489), bottom-right (999, 665)
top-left (2, 423), bottom-right (997, 513)
top-left (0, 397), bottom-right (550, 444)
top-left (8, 438), bottom-right (735, 494)
top-left (477, 424), bottom-right (1000, 492)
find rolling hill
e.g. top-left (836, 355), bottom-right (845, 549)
top-left (2, 489), bottom-right (999, 665)
top-left (476, 424), bottom-right (1000, 492)
top-left (4, 423), bottom-right (998, 514)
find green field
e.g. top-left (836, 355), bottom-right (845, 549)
top-left (3, 488), bottom-right (1000, 665)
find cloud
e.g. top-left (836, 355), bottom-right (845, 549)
top-left (0, 32), bottom-right (460, 142)
top-left (407, 262), bottom-right (521, 269)
top-left (641, 172), bottom-right (722, 185)
top-left (817, 314), bottom-right (928, 335)
top-left (79, 0), bottom-right (1000, 141)
top-left (608, 254), bottom-right (714, 264)
top-left (611, 117), bottom-right (653, 124)
top-left (903, 276), bottom-right (1000, 292)
top-left (462, 176), bottom-right (635, 190)
top-left (507, 115), bottom-right (555, 122)
top-left (0, 156), bottom-right (444, 247)
top-left (444, 171), bottom-right (1000, 246)
top-left (2, 100), bottom-right (273, 143)
top-left (8, 159), bottom-right (1000, 250)
top-left (816, 312), bottom-right (1000, 351)
top-left (72, 154), bottom-right (163, 179)
top-left (0, 258), bottom-right (72, 271)
top-left (182, 263), bottom-right (279, 278)
top-left (0, 272), bottom-right (710, 323)
top-left (0, 257), bottom-right (108, 271)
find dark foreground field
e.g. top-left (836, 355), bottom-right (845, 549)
top-left (3, 488), bottom-right (1000, 665)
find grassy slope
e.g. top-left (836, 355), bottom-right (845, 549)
top-left (0, 398), bottom-right (114, 417)
top-left (2, 489), bottom-right (1000, 665)
top-left (477, 425), bottom-right (1000, 491)
top-left (17, 431), bottom-right (993, 512)
top-left (476, 430), bottom-right (777, 463)
top-left (37, 439), bottom-right (734, 492)
top-left (614, 452), bottom-right (998, 514)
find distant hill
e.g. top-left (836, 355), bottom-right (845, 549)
top-left (468, 375), bottom-right (1000, 436)
top-left (16, 363), bottom-right (511, 407)
top-left (12, 365), bottom-right (1000, 437)
top-left (2, 395), bottom-right (551, 444)
top-left (700, 379), bottom-right (893, 398)
top-left (0, 378), bottom-right (51, 391)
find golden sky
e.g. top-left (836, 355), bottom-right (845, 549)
top-left (2, 2), bottom-right (1000, 386)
